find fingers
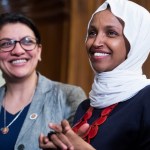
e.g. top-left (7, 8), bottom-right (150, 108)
top-left (61, 120), bottom-right (89, 138)
top-left (50, 132), bottom-right (74, 150)
top-left (59, 121), bottom-right (94, 150)
top-left (39, 133), bottom-right (57, 149)
top-left (47, 121), bottom-right (74, 150)
top-left (61, 119), bottom-right (72, 134)
top-left (48, 131), bottom-right (56, 139)
top-left (39, 121), bottom-right (92, 150)
top-left (48, 123), bottom-right (63, 133)
top-left (39, 133), bottom-right (48, 144)
top-left (78, 123), bottom-right (90, 137)
top-left (60, 120), bottom-right (89, 137)
top-left (48, 120), bottom-right (71, 135)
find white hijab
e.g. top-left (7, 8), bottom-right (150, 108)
top-left (89, 0), bottom-right (150, 108)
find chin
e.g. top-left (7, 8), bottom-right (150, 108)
top-left (92, 66), bottom-right (105, 73)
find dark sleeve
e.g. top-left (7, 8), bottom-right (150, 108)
top-left (138, 87), bottom-right (150, 150)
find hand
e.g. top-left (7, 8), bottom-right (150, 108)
top-left (39, 120), bottom-right (95, 150)
top-left (39, 121), bottom-right (74, 150)
top-left (59, 120), bottom-right (95, 150)
top-left (39, 133), bottom-right (57, 149)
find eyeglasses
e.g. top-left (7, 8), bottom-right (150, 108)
top-left (0, 36), bottom-right (38, 52)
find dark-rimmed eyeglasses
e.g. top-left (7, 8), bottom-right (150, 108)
top-left (0, 36), bottom-right (38, 52)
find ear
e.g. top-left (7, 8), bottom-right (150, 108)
top-left (38, 44), bottom-right (42, 61)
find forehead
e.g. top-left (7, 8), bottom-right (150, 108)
top-left (89, 9), bottom-right (123, 29)
top-left (0, 23), bottom-right (34, 38)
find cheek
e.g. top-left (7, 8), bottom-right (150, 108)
top-left (0, 53), bottom-right (8, 61)
top-left (109, 40), bottom-right (127, 55)
top-left (33, 52), bottom-right (40, 61)
top-left (119, 41), bottom-right (129, 59)
top-left (85, 40), bottom-right (92, 52)
top-left (108, 40), bottom-right (121, 48)
top-left (30, 47), bottom-right (41, 59)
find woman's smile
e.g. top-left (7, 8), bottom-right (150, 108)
top-left (86, 9), bottom-right (130, 73)
top-left (0, 23), bottom-right (41, 79)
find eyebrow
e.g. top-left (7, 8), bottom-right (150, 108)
top-left (88, 25), bottom-right (98, 30)
top-left (89, 25), bottom-right (121, 31)
top-left (105, 25), bottom-right (121, 30)
top-left (0, 38), bottom-right (12, 41)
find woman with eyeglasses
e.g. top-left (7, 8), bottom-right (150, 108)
top-left (0, 12), bottom-right (86, 150)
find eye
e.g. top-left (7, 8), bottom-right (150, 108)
top-left (0, 40), bottom-right (14, 48)
top-left (88, 30), bottom-right (97, 38)
top-left (21, 37), bottom-right (36, 45)
top-left (107, 30), bottom-right (118, 37)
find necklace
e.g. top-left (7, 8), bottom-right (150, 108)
top-left (72, 103), bottom-right (117, 143)
top-left (1, 107), bottom-right (24, 134)
top-left (1, 90), bottom-right (35, 134)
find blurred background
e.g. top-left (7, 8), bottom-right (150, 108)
top-left (0, 0), bottom-right (150, 95)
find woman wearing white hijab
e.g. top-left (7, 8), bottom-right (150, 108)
top-left (39, 0), bottom-right (150, 149)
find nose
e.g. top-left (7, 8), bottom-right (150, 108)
top-left (93, 33), bottom-right (105, 47)
top-left (11, 42), bottom-right (25, 55)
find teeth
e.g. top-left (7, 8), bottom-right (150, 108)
top-left (94, 52), bottom-right (108, 56)
top-left (12, 59), bottom-right (27, 64)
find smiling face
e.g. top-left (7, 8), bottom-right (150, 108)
top-left (86, 9), bottom-right (130, 73)
top-left (0, 23), bottom-right (42, 81)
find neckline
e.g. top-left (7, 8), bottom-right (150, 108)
top-left (0, 89), bottom-right (35, 135)
top-left (1, 103), bottom-right (31, 116)
top-left (72, 103), bottom-right (118, 143)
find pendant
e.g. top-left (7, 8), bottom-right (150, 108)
top-left (1, 127), bottom-right (9, 134)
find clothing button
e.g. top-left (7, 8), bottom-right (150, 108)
top-left (17, 144), bottom-right (25, 150)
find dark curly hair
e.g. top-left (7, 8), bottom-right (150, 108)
top-left (0, 12), bottom-right (41, 44)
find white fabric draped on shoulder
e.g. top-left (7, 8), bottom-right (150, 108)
top-left (89, 0), bottom-right (150, 108)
